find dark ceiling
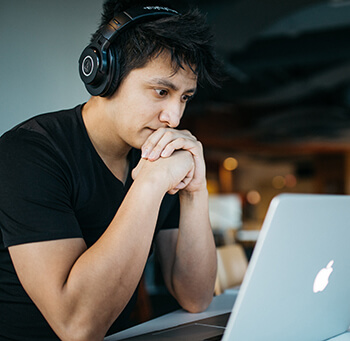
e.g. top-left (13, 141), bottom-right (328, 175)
top-left (176, 0), bottom-right (350, 156)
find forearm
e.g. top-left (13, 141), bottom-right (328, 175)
top-left (52, 154), bottom-right (191, 340)
top-left (61, 180), bottom-right (163, 337)
top-left (31, 178), bottom-right (166, 341)
top-left (10, 151), bottom-right (194, 341)
top-left (141, 127), bottom-right (216, 311)
top-left (171, 188), bottom-right (217, 313)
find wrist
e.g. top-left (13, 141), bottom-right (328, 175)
top-left (133, 169), bottom-right (169, 198)
top-left (179, 186), bottom-right (209, 202)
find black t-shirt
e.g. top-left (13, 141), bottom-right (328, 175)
top-left (0, 104), bottom-right (179, 340)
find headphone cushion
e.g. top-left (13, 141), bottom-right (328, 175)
top-left (79, 7), bottom-right (179, 96)
top-left (102, 45), bottom-right (120, 97)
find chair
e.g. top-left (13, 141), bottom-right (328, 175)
top-left (214, 243), bottom-right (248, 296)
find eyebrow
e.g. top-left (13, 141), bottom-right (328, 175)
top-left (149, 78), bottom-right (197, 94)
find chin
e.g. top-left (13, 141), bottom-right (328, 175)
top-left (139, 128), bottom-right (154, 144)
top-left (133, 138), bottom-right (147, 150)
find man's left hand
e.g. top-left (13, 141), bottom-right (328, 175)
top-left (141, 128), bottom-right (207, 193)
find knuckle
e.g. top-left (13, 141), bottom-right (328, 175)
top-left (164, 130), bottom-right (174, 139)
top-left (151, 145), bottom-right (162, 154)
top-left (146, 136), bottom-right (157, 146)
top-left (182, 129), bottom-right (196, 140)
top-left (195, 140), bottom-right (203, 149)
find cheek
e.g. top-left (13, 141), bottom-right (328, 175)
top-left (118, 94), bottom-right (161, 129)
top-left (137, 108), bottom-right (160, 127)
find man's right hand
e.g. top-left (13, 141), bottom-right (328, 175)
top-left (132, 150), bottom-right (194, 195)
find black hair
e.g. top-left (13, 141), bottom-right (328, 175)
top-left (90, 0), bottom-right (223, 93)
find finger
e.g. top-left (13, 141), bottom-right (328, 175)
top-left (168, 181), bottom-right (186, 194)
top-left (174, 179), bottom-right (189, 190)
top-left (171, 164), bottom-right (195, 191)
top-left (160, 138), bottom-right (200, 159)
top-left (142, 129), bottom-right (195, 161)
top-left (149, 130), bottom-right (195, 161)
top-left (147, 131), bottom-right (177, 161)
top-left (182, 165), bottom-right (195, 187)
top-left (167, 188), bottom-right (180, 195)
top-left (142, 128), bottom-right (167, 159)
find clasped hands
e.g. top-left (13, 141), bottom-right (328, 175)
top-left (132, 128), bottom-right (206, 195)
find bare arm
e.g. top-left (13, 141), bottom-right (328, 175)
top-left (156, 188), bottom-right (217, 313)
top-left (9, 151), bottom-right (194, 341)
top-left (143, 128), bottom-right (217, 313)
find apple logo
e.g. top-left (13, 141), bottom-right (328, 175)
top-left (313, 260), bottom-right (334, 293)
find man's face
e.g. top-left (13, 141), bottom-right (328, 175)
top-left (104, 51), bottom-right (197, 150)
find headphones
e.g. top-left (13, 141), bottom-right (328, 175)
top-left (79, 6), bottom-right (180, 97)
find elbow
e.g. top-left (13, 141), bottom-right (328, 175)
top-left (55, 317), bottom-right (109, 341)
top-left (58, 327), bottom-right (98, 341)
top-left (43, 294), bottom-right (121, 341)
top-left (172, 278), bottom-right (216, 314)
top-left (59, 328), bottom-right (103, 341)
top-left (181, 294), bottom-right (214, 314)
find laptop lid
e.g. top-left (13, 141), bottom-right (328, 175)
top-left (112, 193), bottom-right (350, 341)
top-left (222, 193), bottom-right (350, 341)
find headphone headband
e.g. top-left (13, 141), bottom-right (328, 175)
top-left (101, 7), bottom-right (179, 43)
top-left (79, 6), bottom-right (180, 97)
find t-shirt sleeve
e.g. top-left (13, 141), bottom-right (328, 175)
top-left (0, 129), bottom-right (82, 248)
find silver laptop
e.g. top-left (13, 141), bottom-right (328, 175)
top-left (118, 194), bottom-right (350, 340)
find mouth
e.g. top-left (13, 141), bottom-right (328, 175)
top-left (146, 127), bottom-right (156, 134)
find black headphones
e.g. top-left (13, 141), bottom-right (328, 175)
top-left (79, 6), bottom-right (180, 97)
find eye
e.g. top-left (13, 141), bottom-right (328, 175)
top-left (182, 94), bottom-right (194, 102)
top-left (155, 89), bottom-right (168, 97)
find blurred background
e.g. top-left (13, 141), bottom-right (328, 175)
top-left (179, 0), bottom-right (350, 234)
top-left (2, 0), bottom-right (350, 326)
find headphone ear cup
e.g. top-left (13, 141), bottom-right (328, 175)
top-left (79, 6), bottom-right (179, 96)
top-left (79, 46), bottom-right (101, 89)
top-left (102, 45), bottom-right (121, 97)
top-left (79, 44), bottom-right (115, 97)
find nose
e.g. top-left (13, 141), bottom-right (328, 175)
top-left (159, 100), bottom-right (184, 128)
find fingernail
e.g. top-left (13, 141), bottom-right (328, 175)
top-left (142, 149), bottom-right (149, 158)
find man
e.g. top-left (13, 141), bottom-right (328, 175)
top-left (0, 0), bottom-right (222, 340)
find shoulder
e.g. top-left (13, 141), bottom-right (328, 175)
top-left (0, 105), bottom-right (87, 186)
top-left (0, 104), bottom-right (86, 161)
top-left (2, 105), bottom-right (84, 142)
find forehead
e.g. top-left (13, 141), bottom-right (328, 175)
top-left (135, 51), bottom-right (198, 87)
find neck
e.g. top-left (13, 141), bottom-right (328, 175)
top-left (82, 97), bottom-right (130, 160)
top-left (82, 97), bottom-right (131, 182)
